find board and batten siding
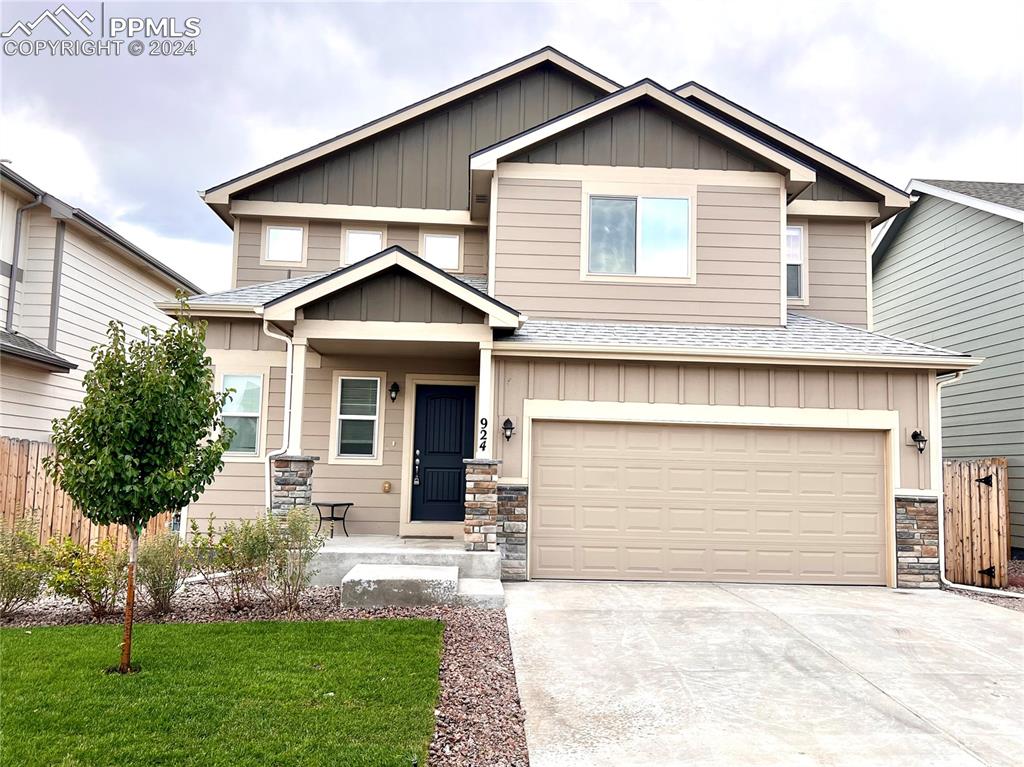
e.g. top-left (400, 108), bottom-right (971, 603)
top-left (493, 175), bottom-right (782, 324)
top-left (0, 221), bottom-right (180, 441)
top-left (795, 218), bottom-right (870, 328)
top-left (237, 63), bottom-right (602, 211)
top-left (233, 217), bottom-right (487, 287)
top-left (194, 319), bottom-right (479, 532)
top-left (493, 357), bottom-right (936, 491)
top-left (873, 193), bottom-right (1024, 547)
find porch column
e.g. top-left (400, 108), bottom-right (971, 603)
top-left (286, 341), bottom-right (307, 455)
top-left (476, 343), bottom-right (493, 458)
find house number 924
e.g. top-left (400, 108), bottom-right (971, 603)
top-left (479, 417), bottom-right (488, 451)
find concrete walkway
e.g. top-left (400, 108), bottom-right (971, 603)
top-left (505, 582), bottom-right (1023, 767)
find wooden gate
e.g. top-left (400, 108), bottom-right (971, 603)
top-left (0, 437), bottom-right (173, 548)
top-left (943, 457), bottom-right (1010, 588)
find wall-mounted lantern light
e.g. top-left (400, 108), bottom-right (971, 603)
top-left (502, 417), bottom-right (516, 442)
top-left (910, 430), bottom-right (928, 453)
top-left (388, 382), bottom-right (400, 402)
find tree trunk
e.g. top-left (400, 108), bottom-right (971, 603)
top-left (119, 528), bottom-right (139, 673)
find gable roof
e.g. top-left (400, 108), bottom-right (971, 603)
top-left (201, 47), bottom-right (620, 210)
top-left (872, 178), bottom-right (1024, 267)
top-left (470, 79), bottom-right (816, 194)
top-left (0, 329), bottom-right (76, 373)
top-left (0, 166), bottom-right (202, 294)
top-left (674, 82), bottom-right (910, 220)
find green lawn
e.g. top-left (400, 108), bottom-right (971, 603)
top-left (0, 620), bottom-right (444, 767)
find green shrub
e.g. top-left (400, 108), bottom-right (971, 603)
top-left (187, 516), bottom-right (272, 609)
top-left (266, 508), bottom-right (323, 612)
top-left (0, 516), bottom-right (47, 617)
top-left (137, 533), bottom-right (190, 614)
top-left (44, 538), bottom-right (128, 618)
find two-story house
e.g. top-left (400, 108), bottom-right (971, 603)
top-left (174, 48), bottom-right (978, 589)
top-left (1, 166), bottom-right (201, 441)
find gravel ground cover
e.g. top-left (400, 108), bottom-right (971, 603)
top-left (952, 559), bottom-right (1024, 613)
top-left (1, 584), bottom-right (529, 767)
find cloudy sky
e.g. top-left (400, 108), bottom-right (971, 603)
top-left (2, 0), bottom-right (1022, 292)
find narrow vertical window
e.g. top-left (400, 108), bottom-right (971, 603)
top-left (786, 225), bottom-right (805, 300)
top-left (337, 377), bottom-right (381, 458)
top-left (222, 374), bottom-right (263, 455)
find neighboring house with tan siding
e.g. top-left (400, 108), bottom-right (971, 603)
top-left (872, 179), bottom-right (1024, 552)
top-left (0, 166), bottom-right (201, 442)
top-left (174, 47), bottom-right (979, 589)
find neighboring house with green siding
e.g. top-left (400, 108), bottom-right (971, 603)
top-left (872, 180), bottom-right (1024, 551)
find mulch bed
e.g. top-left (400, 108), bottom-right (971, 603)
top-left (952, 559), bottom-right (1024, 613)
top-left (1, 584), bottom-right (529, 767)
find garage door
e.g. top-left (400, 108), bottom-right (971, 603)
top-left (530, 421), bottom-right (888, 585)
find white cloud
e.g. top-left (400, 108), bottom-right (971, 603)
top-left (109, 220), bottom-right (232, 293)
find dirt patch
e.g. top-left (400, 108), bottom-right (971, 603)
top-left (1, 585), bottom-right (529, 767)
top-left (949, 559), bottom-right (1024, 613)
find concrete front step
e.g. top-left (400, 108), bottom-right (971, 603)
top-left (312, 543), bottom-right (501, 585)
top-left (342, 564), bottom-right (458, 607)
top-left (340, 564), bottom-right (506, 608)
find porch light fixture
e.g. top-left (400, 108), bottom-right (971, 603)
top-left (910, 430), bottom-right (927, 453)
top-left (388, 382), bottom-right (400, 402)
top-left (502, 417), bottom-right (516, 442)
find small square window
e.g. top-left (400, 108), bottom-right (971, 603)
top-left (422, 233), bottom-right (460, 270)
top-left (265, 226), bottom-right (303, 263)
top-left (344, 229), bottom-right (384, 265)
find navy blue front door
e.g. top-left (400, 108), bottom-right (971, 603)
top-left (411, 385), bottom-right (475, 522)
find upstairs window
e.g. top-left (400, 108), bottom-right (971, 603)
top-left (421, 232), bottom-right (461, 270)
top-left (343, 228), bottom-right (385, 265)
top-left (264, 225), bottom-right (304, 263)
top-left (786, 224), bottom-right (805, 300)
top-left (222, 374), bottom-right (263, 455)
top-left (588, 196), bottom-right (690, 278)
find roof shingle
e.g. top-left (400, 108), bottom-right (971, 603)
top-left (920, 180), bottom-right (1024, 212)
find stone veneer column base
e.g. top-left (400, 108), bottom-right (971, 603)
top-left (497, 483), bottom-right (528, 581)
top-left (463, 458), bottom-right (499, 552)
top-left (271, 455), bottom-right (319, 516)
top-left (896, 495), bottom-right (940, 588)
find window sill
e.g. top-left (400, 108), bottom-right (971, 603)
top-left (582, 272), bottom-right (697, 286)
top-left (223, 453), bottom-right (267, 464)
top-left (327, 454), bottom-right (385, 467)
top-left (787, 297), bottom-right (810, 307)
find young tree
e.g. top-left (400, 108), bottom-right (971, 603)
top-left (45, 305), bottom-right (232, 673)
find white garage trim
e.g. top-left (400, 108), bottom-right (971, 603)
top-left (519, 400), bottom-right (901, 587)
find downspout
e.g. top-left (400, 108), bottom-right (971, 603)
top-left (262, 320), bottom-right (294, 510)
top-left (935, 370), bottom-right (1024, 599)
top-left (6, 193), bottom-right (44, 330)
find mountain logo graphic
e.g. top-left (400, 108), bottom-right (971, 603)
top-left (1, 4), bottom-right (95, 38)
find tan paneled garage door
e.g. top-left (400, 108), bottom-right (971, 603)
top-left (530, 421), bottom-right (888, 585)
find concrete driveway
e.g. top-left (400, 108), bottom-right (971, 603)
top-left (505, 582), bottom-right (1023, 767)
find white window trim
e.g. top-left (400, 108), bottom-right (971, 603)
top-left (328, 370), bottom-right (386, 466)
top-left (579, 180), bottom-right (698, 285)
top-left (418, 226), bottom-right (465, 273)
top-left (785, 218), bottom-right (810, 306)
top-left (260, 220), bottom-right (308, 267)
top-left (341, 223), bottom-right (388, 266)
top-left (217, 368), bottom-right (270, 463)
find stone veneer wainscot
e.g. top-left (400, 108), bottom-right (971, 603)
top-left (271, 455), bottom-right (318, 515)
top-left (463, 458), bottom-right (499, 552)
top-left (895, 495), bottom-right (940, 588)
top-left (497, 483), bottom-right (528, 581)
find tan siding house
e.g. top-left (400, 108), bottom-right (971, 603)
top-left (177, 48), bottom-right (978, 589)
top-left (0, 168), bottom-right (200, 442)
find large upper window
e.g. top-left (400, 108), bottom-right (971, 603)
top-left (786, 224), bottom-right (805, 300)
top-left (222, 374), bottom-right (263, 455)
top-left (264, 225), bottom-right (304, 263)
top-left (336, 377), bottom-right (381, 458)
top-left (343, 228), bottom-right (384, 265)
top-left (588, 196), bottom-right (690, 278)
top-left (421, 232), bottom-right (461, 270)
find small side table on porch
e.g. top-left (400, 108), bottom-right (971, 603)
top-left (313, 502), bottom-right (353, 538)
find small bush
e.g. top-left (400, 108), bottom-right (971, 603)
top-left (187, 516), bottom-right (272, 609)
top-left (265, 508), bottom-right (323, 612)
top-left (0, 517), bottom-right (47, 617)
top-left (138, 533), bottom-right (190, 614)
top-left (44, 538), bottom-right (128, 618)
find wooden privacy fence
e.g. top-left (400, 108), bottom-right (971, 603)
top-left (943, 457), bottom-right (1010, 588)
top-left (0, 437), bottom-right (173, 549)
